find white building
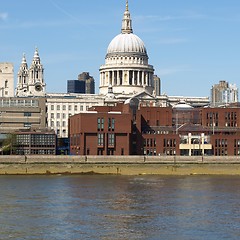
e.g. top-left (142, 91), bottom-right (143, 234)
top-left (46, 93), bottom-right (104, 138)
top-left (0, 63), bottom-right (14, 97)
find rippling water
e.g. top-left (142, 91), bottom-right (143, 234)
top-left (1, 175), bottom-right (240, 239)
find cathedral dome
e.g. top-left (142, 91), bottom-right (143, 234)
top-left (107, 33), bottom-right (147, 55)
top-left (99, 1), bottom-right (154, 96)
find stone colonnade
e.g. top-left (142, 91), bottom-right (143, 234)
top-left (100, 69), bottom-right (153, 87)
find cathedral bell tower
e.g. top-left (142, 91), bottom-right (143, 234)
top-left (16, 48), bottom-right (46, 97)
top-left (28, 48), bottom-right (46, 96)
top-left (16, 54), bottom-right (29, 96)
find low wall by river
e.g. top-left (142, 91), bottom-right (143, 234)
top-left (1, 155), bottom-right (240, 175)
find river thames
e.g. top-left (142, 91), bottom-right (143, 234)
top-left (0, 175), bottom-right (240, 240)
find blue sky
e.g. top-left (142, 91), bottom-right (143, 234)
top-left (1, 0), bottom-right (240, 97)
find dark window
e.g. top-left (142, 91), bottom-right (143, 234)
top-left (24, 112), bottom-right (31, 117)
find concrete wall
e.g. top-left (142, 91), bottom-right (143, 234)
top-left (1, 155), bottom-right (240, 163)
top-left (0, 155), bottom-right (240, 175)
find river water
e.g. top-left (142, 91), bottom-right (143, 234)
top-left (0, 175), bottom-right (240, 240)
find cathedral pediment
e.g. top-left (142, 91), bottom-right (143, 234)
top-left (132, 91), bottom-right (156, 100)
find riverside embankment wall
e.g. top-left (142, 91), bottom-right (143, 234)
top-left (1, 155), bottom-right (240, 175)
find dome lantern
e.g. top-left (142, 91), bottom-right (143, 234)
top-left (121, 0), bottom-right (133, 34)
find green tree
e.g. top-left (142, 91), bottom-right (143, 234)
top-left (1, 133), bottom-right (16, 155)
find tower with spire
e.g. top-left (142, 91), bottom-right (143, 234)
top-left (16, 48), bottom-right (46, 97)
top-left (16, 54), bottom-right (29, 96)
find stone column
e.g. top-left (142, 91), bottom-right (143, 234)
top-left (117, 71), bottom-right (120, 85)
top-left (188, 133), bottom-right (192, 156)
top-left (201, 133), bottom-right (204, 156)
top-left (102, 72), bottom-right (105, 86)
top-left (137, 71), bottom-right (140, 85)
top-left (109, 71), bottom-right (112, 85)
top-left (132, 71), bottom-right (134, 85)
top-left (142, 71), bottom-right (144, 85)
top-left (145, 73), bottom-right (148, 86)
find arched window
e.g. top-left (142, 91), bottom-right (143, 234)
top-left (5, 80), bottom-right (8, 88)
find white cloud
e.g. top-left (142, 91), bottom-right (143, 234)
top-left (0, 12), bottom-right (8, 21)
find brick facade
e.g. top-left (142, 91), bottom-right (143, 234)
top-left (69, 102), bottom-right (240, 156)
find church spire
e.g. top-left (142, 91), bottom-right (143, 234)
top-left (20, 53), bottom-right (28, 70)
top-left (121, 0), bottom-right (133, 34)
top-left (126, 0), bottom-right (129, 11)
top-left (22, 53), bottom-right (27, 64)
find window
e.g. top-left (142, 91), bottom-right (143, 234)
top-left (51, 113), bottom-right (54, 118)
top-left (57, 113), bottom-right (60, 119)
top-left (98, 133), bottom-right (104, 146)
top-left (57, 121), bottom-right (60, 127)
top-left (63, 105), bottom-right (66, 110)
top-left (24, 122), bottom-right (31, 127)
top-left (108, 118), bottom-right (115, 131)
top-left (62, 121), bottom-right (66, 127)
top-left (101, 118), bottom-right (104, 130)
top-left (74, 105), bottom-right (78, 111)
top-left (98, 118), bottom-right (104, 130)
top-left (63, 113), bottom-right (66, 119)
top-left (24, 112), bottom-right (31, 117)
top-left (98, 118), bottom-right (101, 130)
top-left (57, 105), bottom-right (60, 110)
top-left (68, 105), bottom-right (72, 111)
top-left (112, 118), bottom-right (115, 130)
top-left (108, 133), bottom-right (115, 146)
top-left (51, 105), bottom-right (54, 110)
top-left (80, 106), bottom-right (83, 111)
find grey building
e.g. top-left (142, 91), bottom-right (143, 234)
top-left (67, 72), bottom-right (95, 94)
top-left (78, 72), bottom-right (95, 94)
top-left (14, 129), bottom-right (56, 155)
top-left (0, 97), bottom-right (46, 134)
top-left (211, 80), bottom-right (238, 106)
top-left (153, 75), bottom-right (161, 96)
top-left (67, 80), bottom-right (85, 93)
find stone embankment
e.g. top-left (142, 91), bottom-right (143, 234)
top-left (1, 155), bottom-right (240, 175)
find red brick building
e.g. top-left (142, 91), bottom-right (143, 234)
top-left (69, 103), bottom-right (133, 155)
top-left (69, 101), bottom-right (240, 156)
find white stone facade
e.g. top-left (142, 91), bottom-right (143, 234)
top-left (0, 63), bottom-right (14, 97)
top-left (46, 93), bottom-right (105, 138)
